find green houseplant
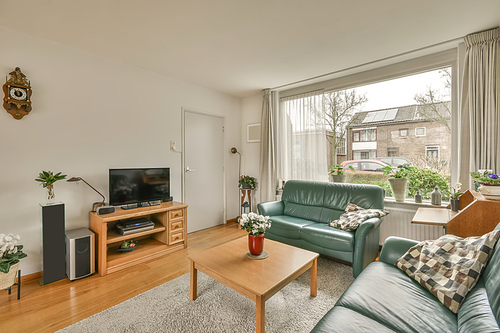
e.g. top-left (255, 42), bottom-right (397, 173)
top-left (238, 175), bottom-right (257, 189)
top-left (329, 164), bottom-right (354, 183)
top-left (35, 170), bottom-right (67, 201)
top-left (0, 233), bottom-right (27, 290)
top-left (383, 164), bottom-right (414, 202)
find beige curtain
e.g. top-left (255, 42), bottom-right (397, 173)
top-left (459, 27), bottom-right (500, 189)
top-left (259, 89), bottom-right (277, 202)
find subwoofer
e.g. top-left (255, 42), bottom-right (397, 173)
top-left (65, 228), bottom-right (95, 280)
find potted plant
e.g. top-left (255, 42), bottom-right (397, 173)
top-left (35, 170), bottom-right (67, 201)
top-left (470, 171), bottom-right (500, 200)
top-left (450, 182), bottom-right (463, 212)
top-left (238, 175), bottom-right (257, 189)
top-left (383, 164), bottom-right (414, 202)
top-left (328, 164), bottom-right (354, 183)
top-left (239, 212), bottom-right (272, 256)
top-left (0, 234), bottom-right (27, 290)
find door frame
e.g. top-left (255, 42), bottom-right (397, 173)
top-left (181, 107), bottom-right (227, 224)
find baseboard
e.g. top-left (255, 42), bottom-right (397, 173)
top-left (21, 270), bottom-right (43, 283)
top-left (226, 217), bottom-right (239, 224)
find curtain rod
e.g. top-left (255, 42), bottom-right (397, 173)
top-left (271, 35), bottom-right (464, 91)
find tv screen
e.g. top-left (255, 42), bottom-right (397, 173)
top-left (109, 168), bottom-right (170, 206)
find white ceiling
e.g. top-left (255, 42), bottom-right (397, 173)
top-left (1, 0), bottom-right (499, 97)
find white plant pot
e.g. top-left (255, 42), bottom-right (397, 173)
top-left (388, 177), bottom-right (408, 202)
top-left (478, 184), bottom-right (500, 201)
top-left (330, 174), bottom-right (347, 183)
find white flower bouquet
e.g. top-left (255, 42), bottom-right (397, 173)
top-left (240, 212), bottom-right (272, 236)
top-left (0, 234), bottom-right (27, 274)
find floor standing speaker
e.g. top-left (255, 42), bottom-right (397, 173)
top-left (40, 202), bottom-right (66, 285)
top-left (65, 228), bottom-right (95, 280)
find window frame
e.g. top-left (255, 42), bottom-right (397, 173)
top-left (415, 127), bottom-right (426, 137)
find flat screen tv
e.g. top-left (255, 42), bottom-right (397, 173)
top-left (109, 168), bottom-right (170, 207)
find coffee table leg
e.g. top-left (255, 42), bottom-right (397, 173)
top-left (190, 260), bottom-right (197, 300)
top-left (256, 295), bottom-right (265, 333)
top-left (310, 258), bottom-right (317, 297)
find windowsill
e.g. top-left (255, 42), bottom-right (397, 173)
top-left (384, 197), bottom-right (449, 208)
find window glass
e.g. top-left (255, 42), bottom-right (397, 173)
top-left (344, 162), bottom-right (359, 170)
top-left (399, 129), bottom-right (408, 137)
top-left (415, 127), bottom-right (426, 136)
top-left (353, 132), bottom-right (360, 142)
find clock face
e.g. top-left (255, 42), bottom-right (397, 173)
top-left (9, 87), bottom-right (28, 101)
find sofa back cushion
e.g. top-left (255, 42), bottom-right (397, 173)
top-left (480, 222), bottom-right (500, 324)
top-left (282, 180), bottom-right (385, 224)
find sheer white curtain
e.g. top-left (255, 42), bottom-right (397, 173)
top-left (278, 91), bottom-right (328, 182)
top-left (459, 27), bottom-right (500, 188)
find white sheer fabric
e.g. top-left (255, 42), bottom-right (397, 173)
top-left (278, 91), bottom-right (328, 182)
top-left (459, 27), bottom-right (500, 188)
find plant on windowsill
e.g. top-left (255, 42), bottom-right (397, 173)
top-left (0, 234), bottom-right (27, 290)
top-left (383, 164), bottom-right (414, 203)
top-left (35, 170), bottom-right (67, 202)
top-left (328, 164), bottom-right (355, 183)
top-left (471, 171), bottom-right (500, 200)
top-left (450, 183), bottom-right (463, 212)
top-left (238, 175), bottom-right (257, 189)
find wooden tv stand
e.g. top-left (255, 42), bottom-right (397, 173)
top-left (89, 201), bottom-right (188, 276)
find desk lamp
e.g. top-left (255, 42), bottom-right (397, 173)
top-left (67, 177), bottom-right (105, 212)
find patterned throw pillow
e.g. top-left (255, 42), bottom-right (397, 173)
top-left (330, 202), bottom-right (389, 231)
top-left (396, 230), bottom-right (500, 314)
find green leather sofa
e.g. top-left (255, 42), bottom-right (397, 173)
top-left (257, 180), bottom-right (385, 277)
top-left (311, 224), bottom-right (500, 332)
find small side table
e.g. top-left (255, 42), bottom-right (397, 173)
top-left (240, 188), bottom-right (253, 207)
top-left (411, 207), bottom-right (458, 233)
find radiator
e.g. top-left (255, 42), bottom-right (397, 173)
top-left (379, 205), bottom-right (445, 245)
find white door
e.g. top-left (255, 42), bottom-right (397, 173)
top-left (184, 110), bottom-right (224, 233)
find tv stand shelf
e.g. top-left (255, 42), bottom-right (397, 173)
top-left (89, 201), bottom-right (188, 276)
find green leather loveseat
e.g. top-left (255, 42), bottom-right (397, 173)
top-left (311, 224), bottom-right (500, 332)
top-left (257, 180), bottom-right (385, 277)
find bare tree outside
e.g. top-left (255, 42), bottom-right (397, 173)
top-left (312, 90), bottom-right (367, 165)
top-left (413, 67), bottom-right (452, 132)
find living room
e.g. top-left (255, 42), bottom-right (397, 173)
top-left (1, 1), bottom-right (500, 332)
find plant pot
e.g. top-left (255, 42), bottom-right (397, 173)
top-left (388, 177), bottom-right (408, 203)
top-left (0, 262), bottom-right (19, 290)
top-left (330, 174), bottom-right (347, 183)
top-left (450, 197), bottom-right (459, 212)
top-left (241, 184), bottom-right (253, 189)
top-left (478, 184), bottom-right (500, 201)
top-left (248, 233), bottom-right (265, 256)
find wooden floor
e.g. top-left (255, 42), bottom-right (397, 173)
top-left (0, 222), bottom-right (246, 333)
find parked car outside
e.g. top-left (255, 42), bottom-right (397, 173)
top-left (341, 159), bottom-right (391, 174)
top-left (376, 157), bottom-right (412, 168)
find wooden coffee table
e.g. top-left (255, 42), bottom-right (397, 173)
top-left (188, 237), bottom-right (319, 333)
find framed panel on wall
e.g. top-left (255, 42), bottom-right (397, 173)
top-left (247, 123), bottom-right (261, 143)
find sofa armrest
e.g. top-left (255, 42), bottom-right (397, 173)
top-left (257, 201), bottom-right (284, 216)
top-left (379, 236), bottom-right (420, 265)
top-left (352, 217), bottom-right (383, 277)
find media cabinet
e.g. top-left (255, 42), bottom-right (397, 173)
top-left (89, 201), bottom-right (188, 276)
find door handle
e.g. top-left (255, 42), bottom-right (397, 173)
top-left (186, 167), bottom-right (196, 173)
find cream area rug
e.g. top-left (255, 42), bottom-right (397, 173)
top-left (58, 257), bottom-right (354, 333)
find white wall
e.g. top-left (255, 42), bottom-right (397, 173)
top-left (0, 26), bottom-right (241, 275)
top-left (240, 93), bottom-right (262, 210)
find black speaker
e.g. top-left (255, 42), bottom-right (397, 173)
top-left (65, 228), bottom-right (95, 280)
top-left (40, 202), bottom-right (66, 285)
top-left (96, 205), bottom-right (115, 215)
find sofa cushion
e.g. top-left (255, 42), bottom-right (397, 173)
top-left (301, 223), bottom-right (354, 252)
top-left (263, 215), bottom-right (315, 240)
top-left (457, 279), bottom-right (500, 332)
top-left (330, 208), bottom-right (389, 231)
top-left (311, 305), bottom-right (396, 333)
top-left (396, 230), bottom-right (500, 313)
top-left (336, 261), bottom-right (458, 332)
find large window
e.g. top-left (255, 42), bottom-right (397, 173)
top-left (277, 50), bottom-right (456, 201)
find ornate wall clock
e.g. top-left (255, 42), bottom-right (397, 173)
top-left (3, 67), bottom-right (32, 120)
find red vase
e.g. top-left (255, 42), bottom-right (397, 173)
top-left (248, 233), bottom-right (265, 255)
